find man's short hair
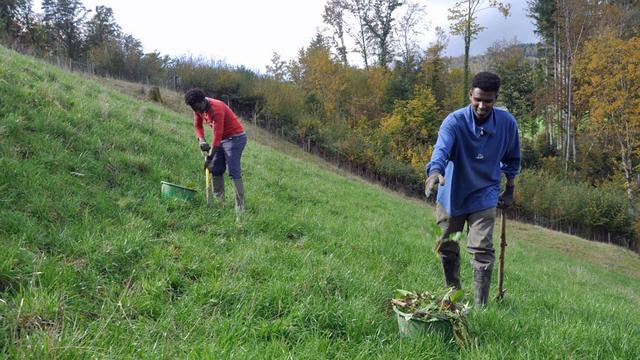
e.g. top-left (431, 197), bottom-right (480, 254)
top-left (471, 72), bottom-right (501, 93)
top-left (184, 88), bottom-right (207, 107)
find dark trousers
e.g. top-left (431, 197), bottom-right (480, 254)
top-left (210, 134), bottom-right (247, 179)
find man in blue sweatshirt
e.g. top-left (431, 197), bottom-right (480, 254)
top-left (425, 72), bottom-right (520, 307)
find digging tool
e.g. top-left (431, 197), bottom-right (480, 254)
top-left (496, 208), bottom-right (507, 301)
top-left (202, 150), bottom-right (212, 206)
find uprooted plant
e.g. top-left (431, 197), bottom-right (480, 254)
top-left (392, 288), bottom-right (471, 346)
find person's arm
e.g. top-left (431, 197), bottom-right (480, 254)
top-left (211, 103), bottom-right (226, 148)
top-left (194, 112), bottom-right (205, 140)
top-left (193, 112), bottom-right (211, 152)
top-left (500, 121), bottom-right (520, 179)
top-left (425, 116), bottom-right (455, 197)
top-left (426, 116), bottom-right (455, 177)
top-left (499, 120), bottom-right (520, 208)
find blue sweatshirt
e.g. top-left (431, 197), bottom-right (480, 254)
top-left (426, 105), bottom-right (520, 217)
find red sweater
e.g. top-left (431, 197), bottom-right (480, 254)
top-left (194, 98), bottom-right (245, 147)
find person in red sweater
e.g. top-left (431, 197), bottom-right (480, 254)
top-left (185, 88), bottom-right (247, 213)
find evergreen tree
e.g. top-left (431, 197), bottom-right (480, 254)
top-left (41, 0), bottom-right (88, 60)
top-left (85, 5), bottom-right (120, 48)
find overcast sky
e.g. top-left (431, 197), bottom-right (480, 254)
top-left (34, 0), bottom-right (539, 73)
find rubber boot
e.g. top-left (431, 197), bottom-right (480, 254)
top-left (473, 265), bottom-right (493, 308)
top-left (212, 176), bottom-right (225, 203)
top-left (231, 178), bottom-right (245, 214)
top-left (441, 256), bottom-right (461, 290)
top-left (439, 241), bottom-right (461, 289)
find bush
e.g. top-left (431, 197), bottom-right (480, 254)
top-left (516, 170), bottom-right (636, 247)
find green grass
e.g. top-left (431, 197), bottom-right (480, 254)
top-left (1, 45), bottom-right (639, 359)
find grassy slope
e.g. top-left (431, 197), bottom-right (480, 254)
top-left (1, 46), bottom-right (639, 359)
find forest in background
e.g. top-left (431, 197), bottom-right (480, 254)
top-left (1, 0), bottom-right (638, 251)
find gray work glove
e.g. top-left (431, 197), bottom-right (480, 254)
top-left (199, 138), bottom-right (211, 152)
top-left (498, 184), bottom-right (515, 209)
top-left (424, 171), bottom-right (445, 198)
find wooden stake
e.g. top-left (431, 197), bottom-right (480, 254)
top-left (496, 209), bottom-right (507, 301)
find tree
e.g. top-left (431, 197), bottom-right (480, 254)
top-left (295, 33), bottom-right (348, 120)
top-left (419, 27), bottom-right (449, 114)
top-left (41, 0), bottom-right (89, 60)
top-left (363, 0), bottom-right (404, 70)
top-left (598, 0), bottom-right (640, 39)
top-left (13, 0), bottom-right (44, 47)
top-left (120, 33), bottom-right (143, 79)
top-left (85, 6), bottom-right (122, 76)
top-left (527, 0), bottom-right (604, 174)
top-left (0, 0), bottom-right (39, 43)
top-left (138, 51), bottom-right (167, 84)
top-left (1, 0), bottom-right (20, 35)
top-left (266, 51), bottom-right (288, 81)
top-left (342, 0), bottom-right (373, 70)
top-left (0, 0), bottom-right (46, 51)
top-left (556, 0), bottom-right (599, 174)
top-left (378, 85), bottom-right (439, 179)
top-left (485, 40), bottom-right (536, 135)
top-left (394, 1), bottom-right (427, 67)
top-left (481, 1), bottom-right (640, 189)
top-left (448, 0), bottom-right (510, 104)
top-left (85, 5), bottom-right (119, 48)
top-left (527, 0), bottom-right (556, 149)
top-left (574, 34), bottom-right (640, 216)
top-left (527, 0), bottom-right (555, 41)
top-left (323, 0), bottom-right (349, 65)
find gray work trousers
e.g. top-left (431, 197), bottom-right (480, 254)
top-left (436, 203), bottom-right (497, 270)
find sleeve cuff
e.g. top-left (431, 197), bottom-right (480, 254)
top-left (427, 166), bottom-right (443, 177)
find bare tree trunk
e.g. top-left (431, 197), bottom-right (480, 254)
top-left (618, 121), bottom-right (636, 217)
top-left (543, 42), bottom-right (552, 147)
top-left (564, 52), bottom-right (570, 173)
top-left (463, 31), bottom-right (471, 106)
top-left (461, 2), bottom-right (473, 106)
top-left (554, 24), bottom-right (562, 155)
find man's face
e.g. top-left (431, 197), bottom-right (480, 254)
top-left (191, 99), bottom-right (209, 113)
top-left (469, 88), bottom-right (497, 122)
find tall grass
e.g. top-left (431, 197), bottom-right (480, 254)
top-left (1, 46), bottom-right (639, 358)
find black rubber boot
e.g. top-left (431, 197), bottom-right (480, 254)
top-left (439, 241), bottom-right (461, 289)
top-left (473, 265), bottom-right (493, 308)
top-left (213, 176), bottom-right (225, 202)
top-left (442, 257), bottom-right (461, 290)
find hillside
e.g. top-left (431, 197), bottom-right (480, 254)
top-left (448, 43), bottom-right (540, 73)
top-left (1, 46), bottom-right (639, 358)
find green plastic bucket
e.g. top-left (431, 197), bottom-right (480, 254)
top-left (160, 181), bottom-right (197, 201)
top-left (393, 306), bottom-right (453, 340)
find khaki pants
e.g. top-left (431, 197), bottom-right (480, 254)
top-left (436, 204), bottom-right (497, 270)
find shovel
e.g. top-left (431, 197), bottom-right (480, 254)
top-left (496, 208), bottom-right (507, 301)
top-left (202, 149), bottom-right (212, 206)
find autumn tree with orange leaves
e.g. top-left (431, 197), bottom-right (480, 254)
top-left (574, 34), bottom-right (640, 216)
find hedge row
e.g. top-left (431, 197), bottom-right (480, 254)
top-left (515, 169), bottom-right (637, 250)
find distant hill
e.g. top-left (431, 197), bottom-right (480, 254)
top-left (447, 42), bottom-right (540, 72)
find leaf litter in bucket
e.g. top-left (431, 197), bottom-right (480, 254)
top-left (392, 287), bottom-right (472, 346)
